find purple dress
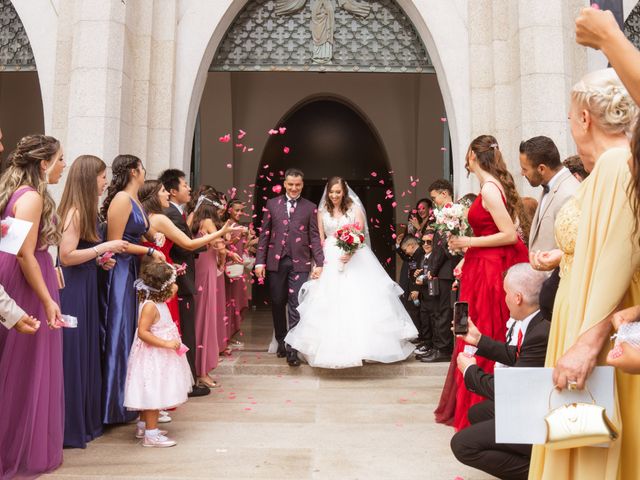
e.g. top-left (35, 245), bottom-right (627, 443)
top-left (0, 187), bottom-right (64, 479)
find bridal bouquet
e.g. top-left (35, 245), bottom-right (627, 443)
top-left (433, 203), bottom-right (472, 254)
top-left (334, 223), bottom-right (365, 272)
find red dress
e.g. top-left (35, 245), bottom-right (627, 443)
top-left (142, 238), bottom-right (181, 333)
top-left (434, 185), bottom-right (528, 430)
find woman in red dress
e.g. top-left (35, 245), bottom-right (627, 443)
top-left (139, 180), bottom-right (238, 330)
top-left (434, 135), bottom-right (529, 430)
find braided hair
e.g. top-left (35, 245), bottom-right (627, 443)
top-left (100, 154), bottom-right (142, 219)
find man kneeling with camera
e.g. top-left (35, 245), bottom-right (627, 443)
top-left (450, 263), bottom-right (550, 480)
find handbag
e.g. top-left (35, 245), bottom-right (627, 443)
top-left (544, 385), bottom-right (618, 450)
top-left (55, 247), bottom-right (65, 290)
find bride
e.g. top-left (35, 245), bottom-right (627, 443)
top-left (285, 176), bottom-right (418, 368)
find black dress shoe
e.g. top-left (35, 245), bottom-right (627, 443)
top-left (287, 351), bottom-right (301, 367)
top-left (276, 344), bottom-right (287, 358)
top-left (420, 349), bottom-right (451, 363)
top-left (188, 384), bottom-right (211, 397)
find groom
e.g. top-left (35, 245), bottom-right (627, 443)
top-left (255, 168), bottom-right (324, 366)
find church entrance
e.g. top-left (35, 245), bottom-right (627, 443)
top-left (192, 0), bottom-right (450, 303)
top-left (250, 97), bottom-right (395, 305)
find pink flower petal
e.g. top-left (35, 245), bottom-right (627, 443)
top-left (283, 146), bottom-right (290, 154)
top-left (238, 129), bottom-right (246, 139)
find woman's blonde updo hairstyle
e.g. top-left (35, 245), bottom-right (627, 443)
top-left (571, 68), bottom-right (637, 136)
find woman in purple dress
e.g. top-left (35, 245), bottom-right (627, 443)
top-left (0, 135), bottom-right (66, 478)
top-left (57, 155), bottom-right (129, 448)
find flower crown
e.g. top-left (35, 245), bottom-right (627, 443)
top-left (134, 263), bottom-right (177, 299)
top-left (194, 194), bottom-right (223, 212)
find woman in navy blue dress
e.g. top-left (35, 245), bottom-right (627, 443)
top-left (58, 155), bottom-right (129, 447)
top-left (99, 155), bottom-right (165, 424)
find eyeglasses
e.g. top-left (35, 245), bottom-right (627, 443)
top-left (425, 240), bottom-right (432, 245)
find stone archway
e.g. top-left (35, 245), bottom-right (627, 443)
top-left (6, 0), bottom-right (57, 133)
top-left (172, 0), bottom-right (471, 195)
top-left (0, 0), bottom-right (52, 152)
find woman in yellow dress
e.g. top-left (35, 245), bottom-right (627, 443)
top-left (529, 68), bottom-right (640, 479)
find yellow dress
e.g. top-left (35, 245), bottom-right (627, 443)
top-left (529, 147), bottom-right (640, 480)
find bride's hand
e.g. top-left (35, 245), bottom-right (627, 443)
top-left (340, 254), bottom-right (352, 264)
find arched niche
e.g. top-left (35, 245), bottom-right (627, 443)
top-left (253, 97), bottom-right (395, 273)
top-left (0, 0), bottom-right (45, 154)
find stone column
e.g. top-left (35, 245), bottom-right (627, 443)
top-left (468, 0), bottom-right (587, 196)
top-left (64, 0), bottom-right (128, 166)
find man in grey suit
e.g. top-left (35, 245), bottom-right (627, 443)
top-left (519, 136), bottom-right (580, 252)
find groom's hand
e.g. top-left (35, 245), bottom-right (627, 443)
top-left (255, 265), bottom-right (266, 278)
top-left (311, 266), bottom-right (323, 279)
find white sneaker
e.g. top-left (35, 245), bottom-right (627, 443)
top-left (135, 427), bottom-right (167, 439)
top-left (158, 412), bottom-right (172, 423)
top-left (142, 433), bottom-right (176, 448)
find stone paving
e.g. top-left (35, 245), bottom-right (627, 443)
top-left (46, 310), bottom-right (493, 480)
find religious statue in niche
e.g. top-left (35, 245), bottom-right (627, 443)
top-left (276, 0), bottom-right (371, 64)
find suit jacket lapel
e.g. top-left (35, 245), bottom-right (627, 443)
top-left (521, 311), bottom-right (544, 347)
top-left (530, 170), bottom-right (571, 244)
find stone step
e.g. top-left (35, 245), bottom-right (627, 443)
top-left (214, 351), bottom-right (450, 377)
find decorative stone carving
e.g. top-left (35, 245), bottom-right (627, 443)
top-left (275, 0), bottom-right (371, 64)
top-left (624, 2), bottom-right (640, 51)
top-left (211, 0), bottom-right (432, 73)
top-left (0, 0), bottom-right (36, 71)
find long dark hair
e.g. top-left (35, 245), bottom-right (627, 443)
top-left (139, 180), bottom-right (164, 215)
top-left (190, 193), bottom-right (223, 236)
top-left (100, 154), bottom-right (142, 218)
top-left (58, 155), bottom-right (106, 242)
top-left (467, 135), bottom-right (530, 239)
top-left (324, 176), bottom-right (353, 215)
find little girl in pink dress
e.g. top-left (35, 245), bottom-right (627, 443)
top-left (124, 261), bottom-right (193, 447)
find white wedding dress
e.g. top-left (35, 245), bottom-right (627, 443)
top-left (284, 206), bottom-right (418, 369)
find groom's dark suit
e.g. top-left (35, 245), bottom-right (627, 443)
top-left (164, 203), bottom-right (198, 380)
top-left (256, 195), bottom-right (324, 352)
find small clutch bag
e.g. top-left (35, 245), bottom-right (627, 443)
top-left (544, 386), bottom-right (618, 450)
top-left (55, 265), bottom-right (65, 289)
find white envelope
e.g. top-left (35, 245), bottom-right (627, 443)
top-left (0, 217), bottom-right (33, 255)
top-left (494, 366), bottom-right (615, 445)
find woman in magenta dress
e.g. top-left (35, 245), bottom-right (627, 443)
top-left (434, 135), bottom-right (529, 430)
top-left (0, 135), bottom-right (66, 478)
top-left (190, 193), bottom-right (228, 388)
top-left (139, 180), bottom-right (232, 332)
top-left (224, 199), bottom-right (250, 343)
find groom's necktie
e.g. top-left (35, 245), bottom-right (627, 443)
top-left (288, 198), bottom-right (297, 218)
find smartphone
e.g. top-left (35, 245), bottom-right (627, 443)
top-left (453, 301), bottom-right (469, 335)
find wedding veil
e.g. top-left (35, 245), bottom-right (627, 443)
top-left (318, 181), bottom-right (371, 247)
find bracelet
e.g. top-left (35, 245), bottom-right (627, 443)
top-left (92, 246), bottom-right (100, 258)
top-left (146, 247), bottom-right (155, 257)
